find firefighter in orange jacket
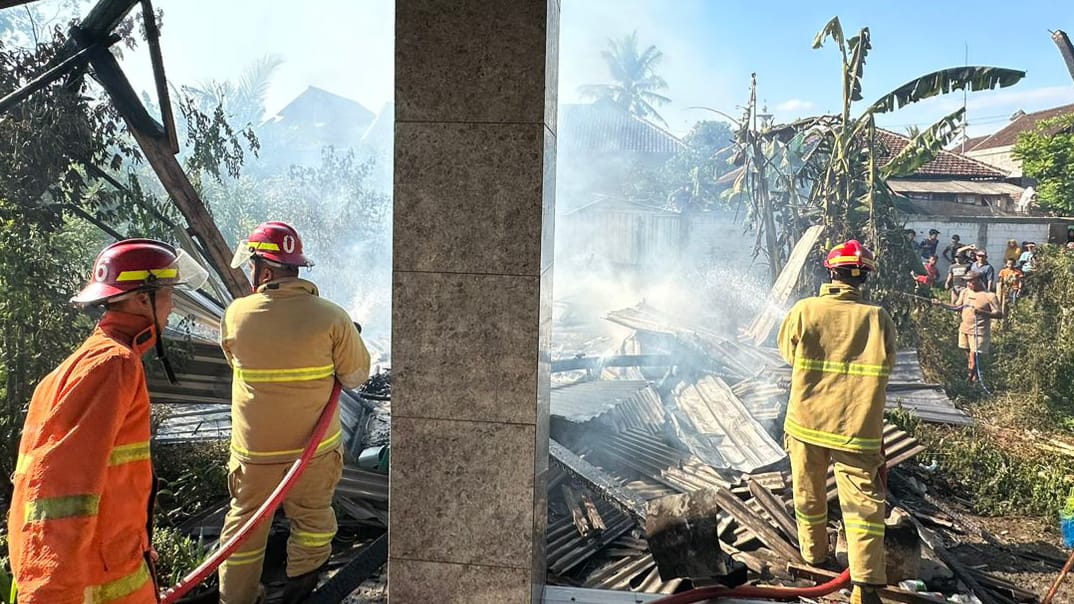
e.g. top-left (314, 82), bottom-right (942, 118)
top-left (219, 222), bottom-right (370, 604)
top-left (7, 239), bottom-right (208, 604)
top-left (777, 240), bottom-right (896, 604)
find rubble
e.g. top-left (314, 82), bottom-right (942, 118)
top-left (542, 296), bottom-right (1031, 602)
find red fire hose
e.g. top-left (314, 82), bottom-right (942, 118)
top-left (160, 381), bottom-right (343, 604)
top-left (649, 569), bottom-right (851, 603)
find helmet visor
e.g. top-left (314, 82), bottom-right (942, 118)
top-left (174, 250), bottom-right (210, 291)
top-left (230, 240), bottom-right (254, 269)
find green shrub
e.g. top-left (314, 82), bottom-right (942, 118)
top-left (152, 526), bottom-right (211, 589)
top-left (903, 421), bottom-right (1074, 518)
top-left (154, 441), bottom-right (229, 527)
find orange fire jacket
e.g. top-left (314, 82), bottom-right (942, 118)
top-left (8, 311), bottom-right (158, 604)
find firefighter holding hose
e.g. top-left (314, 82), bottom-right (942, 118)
top-left (777, 239), bottom-right (896, 604)
top-left (219, 221), bottom-right (370, 604)
top-left (8, 239), bottom-right (208, 604)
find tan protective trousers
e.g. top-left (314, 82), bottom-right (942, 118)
top-left (787, 435), bottom-right (887, 586)
top-left (218, 449), bottom-right (344, 604)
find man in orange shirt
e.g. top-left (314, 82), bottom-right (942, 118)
top-left (7, 239), bottom-right (206, 604)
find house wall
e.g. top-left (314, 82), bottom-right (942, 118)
top-left (558, 207), bottom-right (683, 267)
top-left (966, 145), bottom-right (1020, 177)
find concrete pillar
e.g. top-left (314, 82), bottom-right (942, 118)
top-left (389, 1), bottom-right (558, 602)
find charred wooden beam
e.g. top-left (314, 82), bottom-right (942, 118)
top-left (550, 354), bottom-right (674, 372)
top-left (709, 485), bottom-right (803, 563)
top-left (139, 0), bottom-right (178, 154)
top-left (561, 484), bottom-right (590, 538)
top-left (78, 0), bottom-right (139, 40)
top-left (549, 439), bottom-right (648, 524)
top-left (581, 493), bottom-right (606, 533)
top-left (306, 532), bottom-right (387, 604)
top-left (747, 478), bottom-right (799, 546)
top-left (80, 35), bottom-right (250, 299)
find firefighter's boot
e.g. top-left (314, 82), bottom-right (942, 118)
top-left (850, 585), bottom-right (883, 604)
top-left (281, 567), bottom-right (322, 604)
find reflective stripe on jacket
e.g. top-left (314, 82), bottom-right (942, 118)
top-left (8, 311), bottom-right (157, 604)
top-left (777, 283), bottom-right (896, 453)
top-left (220, 278), bottom-right (371, 464)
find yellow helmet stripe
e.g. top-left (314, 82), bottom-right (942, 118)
top-left (115, 268), bottom-right (179, 282)
top-left (827, 255), bottom-right (877, 268)
top-left (249, 241), bottom-right (280, 251)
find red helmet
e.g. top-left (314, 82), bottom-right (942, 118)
top-left (71, 239), bottom-right (209, 305)
top-left (824, 239), bottom-right (878, 273)
top-left (230, 221), bottom-right (313, 268)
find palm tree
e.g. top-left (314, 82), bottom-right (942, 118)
top-left (580, 31), bottom-right (672, 126)
top-left (186, 55), bottom-right (284, 129)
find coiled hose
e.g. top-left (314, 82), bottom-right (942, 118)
top-left (160, 381), bottom-right (343, 604)
top-left (649, 569), bottom-right (851, 603)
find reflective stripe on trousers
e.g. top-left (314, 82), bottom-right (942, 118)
top-left (786, 435), bottom-right (887, 585)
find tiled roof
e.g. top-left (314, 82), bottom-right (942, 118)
top-left (560, 100), bottom-right (685, 155)
top-left (968, 103), bottom-right (1074, 151)
top-left (875, 129), bottom-right (1006, 179)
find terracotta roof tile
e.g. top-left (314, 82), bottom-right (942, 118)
top-left (875, 129), bottom-right (1006, 179)
top-left (968, 103), bottom-right (1074, 151)
top-left (560, 100), bottom-right (685, 155)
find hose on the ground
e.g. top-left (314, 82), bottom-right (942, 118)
top-left (159, 381), bottom-right (343, 604)
top-left (649, 568), bottom-right (851, 603)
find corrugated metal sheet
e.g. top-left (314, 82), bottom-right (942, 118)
top-left (670, 376), bottom-right (786, 474)
top-left (551, 380), bottom-right (666, 431)
top-left (743, 225), bottom-right (825, 345)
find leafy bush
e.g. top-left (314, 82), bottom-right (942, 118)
top-left (990, 246), bottom-right (1074, 416)
top-left (152, 526), bottom-right (212, 590)
top-left (905, 421), bottom-right (1074, 518)
top-left (154, 441), bottom-right (229, 527)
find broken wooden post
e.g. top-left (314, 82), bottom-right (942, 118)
top-left (74, 28), bottom-right (250, 299)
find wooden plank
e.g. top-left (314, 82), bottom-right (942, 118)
top-left (582, 493), bottom-right (607, 533)
top-left (711, 486), bottom-right (803, 564)
top-left (561, 485), bottom-right (590, 538)
top-left (748, 478), bottom-right (799, 546)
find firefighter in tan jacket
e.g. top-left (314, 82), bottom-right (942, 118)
top-left (777, 239), bottom-right (896, 604)
top-left (219, 221), bottom-right (371, 604)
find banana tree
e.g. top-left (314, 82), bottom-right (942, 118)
top-left (799, 17), bottom-right (1023, 325)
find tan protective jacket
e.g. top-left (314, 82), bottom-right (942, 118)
top-left (221, 278), bottom-right (371, 464)
top-left (777, 283), bottom-right (896, 453)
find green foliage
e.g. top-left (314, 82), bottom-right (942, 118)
top-left (579, 31), bottom-right (671, 126)
top-left (662, 120), bottom-right (735, 211)
top-left (907, 422), bottom-right (1074, 518)
top-left (153, 441), bottom-right (229, 527)
top-left (152, 526), bottom-right (211, 589)
top-left (991, 246), bottom-right (1074, 414)
top-left (1012, 114), bottom-right (1074, 213)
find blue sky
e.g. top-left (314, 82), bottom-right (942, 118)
top-left (561, 1), bottom-right (1074, 137)
top-left (13, 0), bottom-right (1074, 140)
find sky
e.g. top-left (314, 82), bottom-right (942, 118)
top-left (11, 0), bottom-right (1074, 139)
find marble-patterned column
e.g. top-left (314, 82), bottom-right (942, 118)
top-left (389, 1), bottom-right (558, 602)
